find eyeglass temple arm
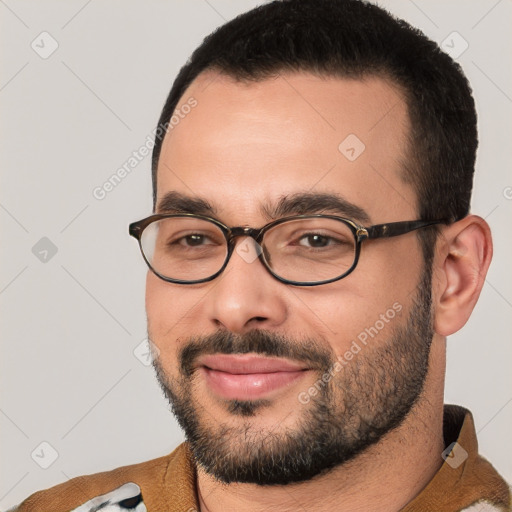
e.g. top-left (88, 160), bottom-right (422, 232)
top-left (363, 219), bottom-right (446, 240)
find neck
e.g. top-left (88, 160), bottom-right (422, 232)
top-left (197, 338), bottom-right (446, 512)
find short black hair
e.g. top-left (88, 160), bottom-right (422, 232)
top-left (152, 0), bottom-right (477, 263)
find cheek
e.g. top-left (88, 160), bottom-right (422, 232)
top-left (145, 273), bottom-right (209, 370)
top-left (145, 275), bottom-right (188, 377)
top-left (308, 239), bottom-right (422, 354)
top-left (145, 272), bottom-right (163, 328)
top-left (145, 273), bottom-right (184, 351)
top-left (356, 236), bottom-right (423, 301)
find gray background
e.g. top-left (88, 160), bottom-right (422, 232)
top-left (1, 0), bottom-right (511, 508)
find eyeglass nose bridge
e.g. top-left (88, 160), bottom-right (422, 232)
top-left (226, 225), bottom-right (265, 244)
top-left (223, 226), bottom-right (270, 268)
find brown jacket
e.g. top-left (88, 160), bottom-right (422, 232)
top-left (13, 405), bottom-right (511, 511)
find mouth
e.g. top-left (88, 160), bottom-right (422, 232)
top-left (198, 353), bottom-right (310, 401)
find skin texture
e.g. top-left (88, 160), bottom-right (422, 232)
top-left (146, 71), bottom-right (492, 512)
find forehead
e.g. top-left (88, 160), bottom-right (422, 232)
top-left (156, 70), bottom-right (416, 224)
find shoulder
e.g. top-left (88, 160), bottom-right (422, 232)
top-left (11, 443), bottom-right (194, 512)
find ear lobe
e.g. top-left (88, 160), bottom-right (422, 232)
top-left (434, 215), bottom-right (493, 337)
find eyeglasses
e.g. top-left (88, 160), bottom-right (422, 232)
top-left (129, 214), bottom-right (445, 286)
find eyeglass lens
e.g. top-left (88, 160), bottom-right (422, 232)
top-left (140, 217), bottom-right (357, 284)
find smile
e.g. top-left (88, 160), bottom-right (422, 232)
top-left (198, 354), bottom-right (309, 400)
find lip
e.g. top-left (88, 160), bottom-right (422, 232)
top-left (199, 354), bottom-right (308, 374)
top-left (198, 354), bottom-right (309, 400)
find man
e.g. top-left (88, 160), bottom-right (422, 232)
top-left (13, 0), bottom-right (510, 510)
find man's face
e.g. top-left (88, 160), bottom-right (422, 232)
top-left (146, 71), bottom-right (434, 484)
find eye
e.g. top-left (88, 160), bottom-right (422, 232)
top-left (293, 230), bottom-right (352, 250)
top-left (175, 233), bottom-right (213, 247)
top-left (297, 233), bottom-right (337, 248)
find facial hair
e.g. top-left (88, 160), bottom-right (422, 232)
top-left (151, 267), bottom-right (434, 486)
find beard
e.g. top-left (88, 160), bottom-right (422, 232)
top-left (151, 267), bottom-right (434, 486)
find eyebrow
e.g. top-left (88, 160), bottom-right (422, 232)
top-left (156, 190), bottom-right (371, 225)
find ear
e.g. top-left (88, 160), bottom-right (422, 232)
top-left (432, 215), bottom-right (493, 336)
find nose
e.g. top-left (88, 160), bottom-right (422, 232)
top-left (205, 236), bottom-right (288, 333)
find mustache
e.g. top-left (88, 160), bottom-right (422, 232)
top-left (178, 329), bottom-right (333, 378)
